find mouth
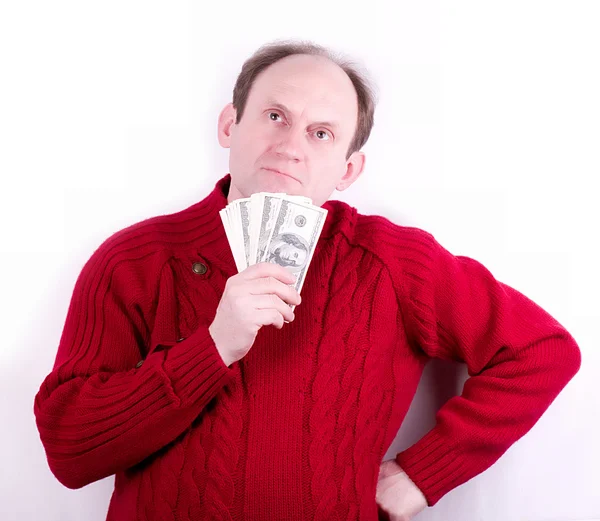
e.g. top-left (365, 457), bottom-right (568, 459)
top-left (262, 167), bottom-right (297, 182)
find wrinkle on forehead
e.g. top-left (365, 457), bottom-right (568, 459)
top-left (252, 56), bottom-right (358, 133)
top-left (256, 64), bottom-right (358, 126)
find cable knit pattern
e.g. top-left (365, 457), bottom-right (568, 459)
top-left (34, 174), bottom-right (582, 520)
top-left (171, 242), bottom-right (245, 521)
top-left (308, 243), bottom-right (374, 520)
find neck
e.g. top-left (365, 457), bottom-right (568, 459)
top-left (226, 181), bottom-right (244, 204)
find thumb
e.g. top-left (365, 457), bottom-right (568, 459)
top-left (378, 460), bottom-right (402, 480)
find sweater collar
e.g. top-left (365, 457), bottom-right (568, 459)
top-left (190, 174), bottom-right (234, 272)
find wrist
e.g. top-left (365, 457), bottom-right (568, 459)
top-left (208, 323), bottom-right (232, 367)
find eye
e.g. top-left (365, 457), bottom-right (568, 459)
top-left (269, 112), bottom-right (282, 121)
top-left (315, 130), bottom-right (331, 141)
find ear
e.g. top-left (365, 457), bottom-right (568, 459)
top-left (217, 102), bottom-right (237, 148)
top-left (336, 151), bottom-right (366, 191)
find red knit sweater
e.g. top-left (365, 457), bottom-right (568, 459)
top-left (34, 174), bottom-right (581, 521)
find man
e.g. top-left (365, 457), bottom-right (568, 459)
top-left (34, 40), bottom-right (581, 521)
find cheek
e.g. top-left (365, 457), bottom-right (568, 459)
top-left (240, 127), bottom-right (271, 154)
top-left (230, 131), bottom-right (262, 164)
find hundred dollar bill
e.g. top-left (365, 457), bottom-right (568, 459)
top-left (221, 192), bottom-right (323, 289)
top-left (261, 197), bottom-right (327, 311)
top-left (219, 208), bottom-right (243, 272)
top-left (248, 193), bottom-right (309, 264)
top-left (254, 194), bottom-right (284, 265)
top-left (254, 194), bottom-right (315, 261)
top-left (237, 198), bottom-right (252, 269)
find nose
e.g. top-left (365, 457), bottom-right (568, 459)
top-left (273, 125), bottom-right (304, 162)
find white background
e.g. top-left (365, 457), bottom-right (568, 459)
top-left (1, 1), bottom-right (598, 520)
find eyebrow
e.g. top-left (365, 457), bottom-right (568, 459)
top-left (265, 99), bottom-right (340, 130)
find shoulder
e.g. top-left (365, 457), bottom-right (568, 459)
top-left (348, 207), bottom-right (439, 265)
top-left (322, 199), bottom-right (443, 273)
top-left (75, 202), bottom-right (202, 292)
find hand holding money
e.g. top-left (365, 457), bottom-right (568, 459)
top-left (219, 191), bottom-right (327, 314)
top-left (208, 262), bottom-right (302, 367)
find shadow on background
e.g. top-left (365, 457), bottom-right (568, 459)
top-left (384, 358), bottom-right (469, 461)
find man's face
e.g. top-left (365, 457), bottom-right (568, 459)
top-left (218, 54), bottom-right (366, 207)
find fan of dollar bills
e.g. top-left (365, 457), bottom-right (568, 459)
top-left (219, 192), bottom-right (328, 310)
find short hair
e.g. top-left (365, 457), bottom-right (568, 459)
top-left (232, 39), bottom-right (378, 160)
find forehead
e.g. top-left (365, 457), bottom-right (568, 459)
top-left (248, 55), bottom-right (358, 124)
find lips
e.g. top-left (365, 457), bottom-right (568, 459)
top-left (262, 167), bottom-right (296, 181)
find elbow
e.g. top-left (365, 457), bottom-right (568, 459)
top-left (54, 472), bottom-right (90, 491)
top-left (36, 422), bottom-right (106, 490)
top-left (563, 333), bottom-right (582, 379)
top-left (546, 331), bottom-right (582, 386)
top-left (47, 456), bottom-right (103, 490)
top-left (34, 397), bottom-right (108, 490)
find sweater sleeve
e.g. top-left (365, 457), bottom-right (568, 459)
top-left (33, 246), bottom-right (234, 490)
top-left (382, 224), bottom-right (582, 506)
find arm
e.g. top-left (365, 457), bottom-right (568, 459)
top-left (388, 226), bottom-right (581, 506)
top-left (34, 246), bottom-right (234, 489)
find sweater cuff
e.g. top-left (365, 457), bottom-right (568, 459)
top-left (162, 325), bottom-right (234, 407)
top-left (395, 429), bottom-right (466, 507)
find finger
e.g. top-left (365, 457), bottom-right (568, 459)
top-left (248, 277), bottom-right (301, 306)
top-left (241, 261), bottom-right (295, 284)
top-left (255, 308), bottom-right (286, 329)
top-left (253, 294), bottom-right (295, 323)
